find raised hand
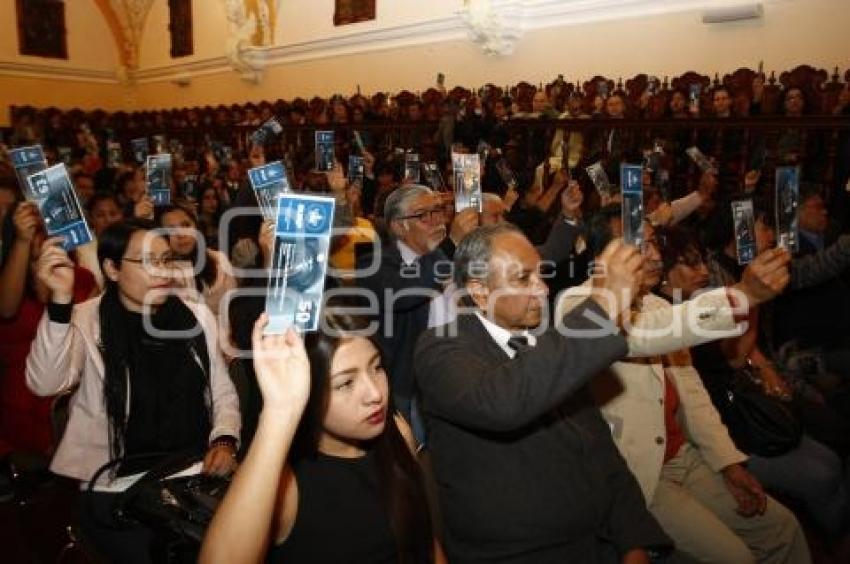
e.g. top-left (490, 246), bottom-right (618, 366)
top-left (449, 207), bottom-right (480, 245)
top-left (133, 194), bottom-right (154, 220)
top-left (13, 201), bottom-right (41, 243)
top-left (251, 313), bottom-right (311, 419)
top-left (743, 170), bottom-right (761, 193)
top-left (258, 220), bottom-right (276, 268)
top-left (734, 247), bottom-right (791, 308)
top-left (590, 238), bottom-right (643, 324)
top-left (326, 161), bottom-right (347, 192)
top-left (36, 236), bottom-right (75, 304)
top-left (248, 144), bottom-right (265, 168)
top-left (697, 170), bottom-right (718, 200)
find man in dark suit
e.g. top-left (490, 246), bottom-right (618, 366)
top-left (773, 184), bottom-right (850, 372)
top-left (415, 223), bottom-right (672, 563)
top-left (357, 184), bottom-right (478, 419)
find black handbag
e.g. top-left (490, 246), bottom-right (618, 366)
top-left (715, 366), bottom-right (803, 457)
top-left (88, 453), bottom-right (230, 562)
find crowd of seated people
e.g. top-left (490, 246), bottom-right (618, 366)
top-left (0, 63), bottom-right (849, 563)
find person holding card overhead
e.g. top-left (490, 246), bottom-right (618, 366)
top-left (558, 218), bottom-right (811, 564)
top-left (357, 185), bottom-right (478, 423)
top-left (415, 224), bottom-right (673, 562)
top-left (0, 202), bottom-right (97, 467)
top-left (200, 305), bottom-right (446, 564)
top-left (25, 220), bottom-right (240, 563)
top-left (771, 183), bottom-right (850, 375)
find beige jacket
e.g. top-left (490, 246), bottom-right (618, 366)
top-left (558, 288), bottom-right (746, 502)
top-left (26, 296), bottom-right (240, 484)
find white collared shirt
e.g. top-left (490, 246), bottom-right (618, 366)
top-left (397, 240), bottom-right (419, 265)
top-left (474, 311), bottom-right (537, 359)
top-left (397, 239), bottom-right (443, 324)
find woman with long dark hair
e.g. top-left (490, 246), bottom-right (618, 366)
top-left (158, 202), bottom-right (237, 316)
top-left (200, 306), bottom-right (443, 564)
top-left (26, 219), bottom-right (240, 563)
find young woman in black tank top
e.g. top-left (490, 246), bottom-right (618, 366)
top-left (200, 308), bottom-right (444, 564)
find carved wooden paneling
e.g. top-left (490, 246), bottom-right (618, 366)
top-left (447, 86), bottom-right (472, 104)
top-left (511, 81), bottom-right (536, 112)
top-left (582, 76), bottom-right (615, 99)
top-left (779, 64), bottom-right (829, 113)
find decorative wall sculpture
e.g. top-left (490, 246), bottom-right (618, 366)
top-left (221, 0), bottom-right (280, 82)
top-left (459, 0), bottom-right (524, 56)
top-left (16, 0), bottom-right (68, 59)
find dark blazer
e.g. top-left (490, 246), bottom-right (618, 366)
top-left (772, 232), bottom-right (850, 348)
top-left (357, 238), bottom-right (453, 417)
top-left (414, 302), bottom-right (672, 563)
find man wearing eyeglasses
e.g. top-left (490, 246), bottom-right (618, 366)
top-left (357, 185), bottom-right (478, 422)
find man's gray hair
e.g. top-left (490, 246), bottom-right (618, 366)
top-left (453, 223), bottom-right (522, 288)
top-left (383, 184), bottom-right (434, 225)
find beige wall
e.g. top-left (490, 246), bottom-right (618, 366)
top-left (0, 0), bottom-right (118, 72)
top-left (139, 0), bottom-right (228, 69)
top-left (275, 0), bottom-right (461, 45)
top-left (0, 76), bottom-right (130, 119)
top-left (131, 0), bottom-right (850, 109)
top-left (1, 0), bottom-right (849, 123)
top-left (138, 0), bottom-right (462, 69)
top-left (0, 0), bottom-right (122, 124)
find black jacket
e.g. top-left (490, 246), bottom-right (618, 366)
top-left (356, 237), bottom-right (454, 417)
top-left (414, 304), bottom-right (672, 563)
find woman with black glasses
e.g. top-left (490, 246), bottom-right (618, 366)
top-left (26, 219), bottom-right (240, 563)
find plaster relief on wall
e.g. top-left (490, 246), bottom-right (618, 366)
top-left (221, 0), bottom-right (280, 82)
top-left (460, 0), bottom-right (524, 56)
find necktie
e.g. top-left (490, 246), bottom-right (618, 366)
top-left (507, 336), bottom-right (531, 354)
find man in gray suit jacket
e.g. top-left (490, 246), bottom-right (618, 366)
top-left (415, 223), bottom-right (671, 563)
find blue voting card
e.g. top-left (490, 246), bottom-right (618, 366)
top-left (248, 161), bottom-right (291, 220)
top-left (26, 163), bottom-right (93, 251)
top-left (348, 155), bottom-right (364, 186)
top-left (146, 154), bottom-right (173, 206)
top-left (131, 138), bottom-right (149, 164)
top-left (265, 193), bottom-right (335, 335)
top-left (620, 163), bottom-right (644, 249)
top-left (775, 166), bottom-right (800, 253)
top-left (315, 130), bottom-right (335, 172)
top-left (404, 153), bottom-right (421, 183)
top-left (452, 152), bottom-right (483, 213)
top-left (251, 117), bottom-right (283, 146)
top-left (586, 161), bottom-right (614, 199)
top-left (732, 200), bottom-right (757, 265)
top-left (9, 145), bottom-right (47, 193)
